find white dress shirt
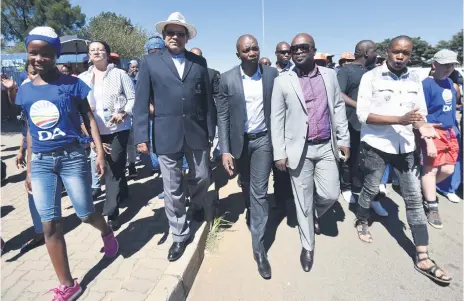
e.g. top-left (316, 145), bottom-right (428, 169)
top-left (357, 64), bottom-right (428, 154)
top-left (171, 53), bottom-right (185, 78)
top-left (241, 66), bottom-right (266, 134)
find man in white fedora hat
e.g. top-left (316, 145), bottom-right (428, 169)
top-left (133, 12), bottom-right (216, 262)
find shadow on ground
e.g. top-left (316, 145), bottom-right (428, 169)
top-left (1, 205), bottom-right (14, 218)
top-left (1, 170), bottom-right (26, 187)
top-left (1, 145), bottom-right (20, 152)
top-left (4, 203), bottom-right (87, 261)
top-left (348, 194), bottom-right (416, 262)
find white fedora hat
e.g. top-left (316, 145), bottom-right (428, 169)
top-left (155, 12), bottom-right (197, 40)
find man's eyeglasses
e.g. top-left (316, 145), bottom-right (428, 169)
top-left (290, 44), bottom-right (313, 54)
top-left (165, 30), bottom-right (187, 38)
top-left (243, 46), bottom-right (260, 53)
top-left (276, 50), bottom-right (291, 55)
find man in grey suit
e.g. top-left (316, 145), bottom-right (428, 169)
top-left (217, 34), bottom-right (278, 279)
top-left (133, 12), bottom-right (215, 262)
top-left (271, 33), bottom-right (350, 272)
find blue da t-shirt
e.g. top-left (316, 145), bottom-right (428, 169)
top-left (16, 75), bottom-right (91, 153)
top-left (422, 77), bottom-right (457, 129)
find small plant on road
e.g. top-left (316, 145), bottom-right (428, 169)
top-left (206, 213), bottom-right (233, 253)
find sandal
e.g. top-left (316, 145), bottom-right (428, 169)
top-left (414, 251), bottom-right (452, 284)
top-left (355, 219), bottom-right (372, 243)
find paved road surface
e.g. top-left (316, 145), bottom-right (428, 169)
top-left (1, 125), bottom-right (181, 301)
top-left (188, 169), bottom-right (463, 301)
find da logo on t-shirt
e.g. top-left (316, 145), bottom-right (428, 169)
top-left (30, 100), bottom-right (60, 129)
top-left (442, 89), bottom-right (453, 112)
top-left (30, 100), bottom-right (65, 141)
top-left (442, 89), bottom-right (453, 104)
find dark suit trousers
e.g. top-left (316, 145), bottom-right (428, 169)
top-left (101, 130), bottom-right (130, 221)
top-left (340, 124), bottom-right (361, 192)
top-left (236, 134), bottom-right (273, 253)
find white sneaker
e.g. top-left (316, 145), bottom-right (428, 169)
top-left (378, 184), bottom-right (387, 195)
top-left (371, 200), bottom-right (388, 217)
top-left (342, 191), bottom-right (356, 204)
top-left (445, 193), bottom-right (461, 203)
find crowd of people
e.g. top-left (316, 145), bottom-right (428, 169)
top-left (0, 10), bottom-right (462, 301)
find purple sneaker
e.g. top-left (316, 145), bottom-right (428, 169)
top-left (47, 280), bottom-right (82, 301)
top-left (103, 231), bottom-right (119, 257)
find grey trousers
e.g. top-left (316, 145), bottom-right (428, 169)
top-left (158, 144), bottom-right (210, 242)
top-left (288, 142), bottom-right (340, 251)
top-left (236, 134), bottom-right (273, 253)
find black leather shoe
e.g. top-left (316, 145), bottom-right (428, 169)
top-left (92, 188), bottom-right (102, 199)
top-left (254, 252), bottom-right (271, 279)
top-left (300, 248), bottom-right (314, 272)
top-left (192, 208), bottom-right (205, 222)
top-left (168, 239), bottom-right (190, 262)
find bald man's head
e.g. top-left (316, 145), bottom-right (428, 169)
top-left (354, 40), bottom-right (374, 57)
top-left (236, 34), bottom-right (260, 65)
top-left (291, 33), bottom-right (316, 69)
top-left (190, 47), bottom-right (203, 57)
top-left (389, 35), bottom-right (413, 50)
top-left (259, 57), bottom-right (271, 66)
top-left (276, 42), bottom-right (290, 52)
top-left (275, 41), bottom-right (291, 65)
top-left (291, 33), bottom-right (315, 49)
top-left (353, 40), bottom-right (377, 66)
top-left (236, 34), bottom-right (258, 52)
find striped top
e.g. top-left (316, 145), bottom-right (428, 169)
top-left (78, 64), bottom-right (135, 134)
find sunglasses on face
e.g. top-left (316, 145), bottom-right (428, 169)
top-left (165, 30), bottom-right (187, 38)
top-left (277, 50), bottom-right (291, 55)
top-left (290, 44), bottom-right (313, 54)
top-left (243, 46), bottom-right (260, 53)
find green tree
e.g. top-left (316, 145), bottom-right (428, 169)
top-left (1, 0), bottom-right (86, 41)
top-left (79, 12), bottom-right (148, 59)
top-left (5, 41), bottom-right (26, 53)
top-left (436, 30), bottom-right (463, 64)
top-left (376, 37), bottom-right (436, 65)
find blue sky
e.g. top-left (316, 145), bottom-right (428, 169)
top-left (73, 0), bottom-right (462, 72)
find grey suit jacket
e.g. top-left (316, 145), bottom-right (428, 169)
top-left (217, 65), bottom-right (278, 159)
top-left (271, 66), bottom-right (350, 170)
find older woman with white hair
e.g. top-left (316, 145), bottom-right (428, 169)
top-left (79, 40), bottom-right (135, 231)
top-left (128, 59), bottom-right (139, 84)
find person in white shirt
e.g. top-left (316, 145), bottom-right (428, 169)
top-left (356, 36), bottom-right (451, 284)
top-left (217, 35), bottom-right (278, 279)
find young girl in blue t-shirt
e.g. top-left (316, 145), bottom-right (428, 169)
top-left (16, 26), bottom-right (119, 301)
top-left (421, 50), bottom-right (460, 230)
